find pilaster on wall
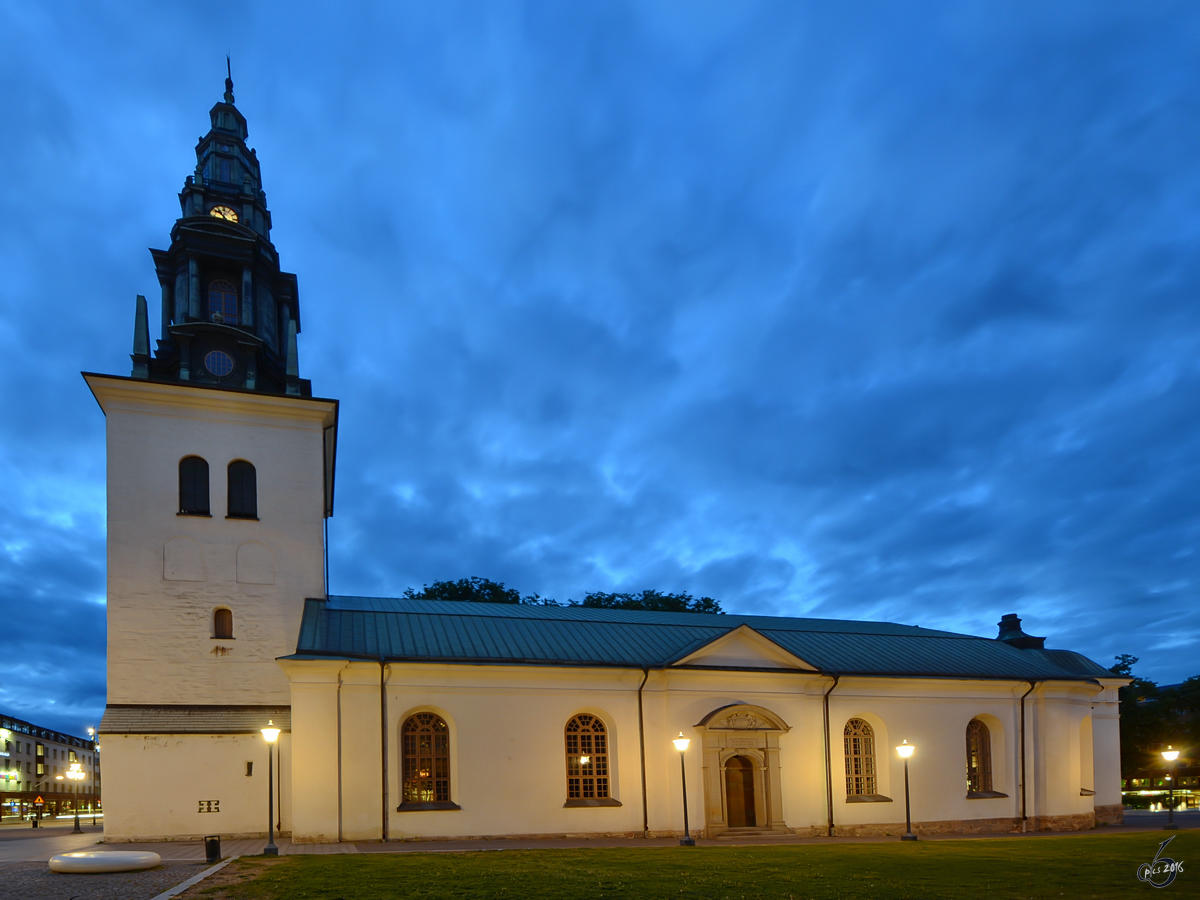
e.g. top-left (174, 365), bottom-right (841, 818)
top-left (284, 660), bottom-right (343, 843)
top-left (339, 663), bottom-right (384, 842)
top-left (1091, 681), bottom-right (1124, 813)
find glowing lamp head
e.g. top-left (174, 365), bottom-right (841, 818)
top-left (1162, 746), bottom-right (1180, 762)
top-left (261, 721), bottom-right (281, 744)
top-left (896, 739), bottom-right (915, 759)
top-left (673, 732), bottom-right (690, 753)
top-left (580, 756), bottom-right (590, 766)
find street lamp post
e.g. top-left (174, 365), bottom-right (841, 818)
top-left (1161, 746), bottom-right (1180, 830)
top-left (896, 740), bottom-right (917, 842)
top-left (87, 728), bottom-right (97, 825)
top-left (66, 763), bottom-right (86, 833)
top-left (0, 728), bottom-right (8, 824)
top-left (261, 721), bottom-right (281, 856)
top-left (673, 733), bottom-right (695, 847)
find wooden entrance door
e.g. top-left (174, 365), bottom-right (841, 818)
top-left (725, 756), bottom-right (756, 827)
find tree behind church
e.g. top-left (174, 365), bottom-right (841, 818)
top-left (1109, 654), bottom-right (1200, 779)
top-left (580, 589), bottom-right (722, 614)
top-left (403, 578), bottom-right (723, 613)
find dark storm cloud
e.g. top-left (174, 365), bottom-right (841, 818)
top-left (1, 1), bottom-right (1199, 735)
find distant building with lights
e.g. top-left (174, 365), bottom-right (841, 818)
top-left (0, 713), bottom-right (99, 818)
top-left (90, 74), bottom-right (1130, 844)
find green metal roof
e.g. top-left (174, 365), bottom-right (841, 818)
top-left (286, 596), bottom-right (1114, 681)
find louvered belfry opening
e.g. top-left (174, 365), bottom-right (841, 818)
top-left (227, 460), bottom-right (257, 518)
top-left (179, 456), bottom-right (210, 514)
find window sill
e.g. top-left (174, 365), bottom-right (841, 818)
top-left (966, 791), bottom-right (1009, 799)
top-left (177, 512), bottom-right (212, 517)
top-left (211, 637), bottom-right (235, 641)
top-left (396, 801), bottom-right (460, 812)
top-left (846, 794), bottom-right (893, 803)
top-left (226, 515), bottom-right (259, 521)
top-left (564, 798), bottom-right (622, 808)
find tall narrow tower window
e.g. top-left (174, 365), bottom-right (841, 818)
top-left (213, 608), bottom-right (233, 640)
top-left (179, 456), bottom-right (210, 515)
top-left (208, 280), bottom-right (238, 324)
top-left (227, 460), bottom-right (257, 519)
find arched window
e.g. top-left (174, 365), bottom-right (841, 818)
top-left (565, 714), bottom-right (609, 801)
top-left (844, 718), bottom-right (877, 796)
top-left (401, 713), bottom-right (451, 805)
top-left (179, 456), bottom-right (210, 515)
top-left (966, 718), bottom-right (993, 793)
top-left (227, 461), bottom-right (257, 519)
top-left (208, 280), bottom-right (238, 324)
top-left (214, 608), bottom-right (233, 640)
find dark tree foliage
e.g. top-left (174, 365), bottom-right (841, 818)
top-left (1109, 655), bottom-right (1200, 777)
top-left (402, 579), bottom-right (724, 614)
top-left (403, 577), bottom-right (522, 605)
top-left (579, 590), bottom-right (723, 615)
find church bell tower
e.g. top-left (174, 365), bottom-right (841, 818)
top-left (87, 70), bottom-right (335, 842)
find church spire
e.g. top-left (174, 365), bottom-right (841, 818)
top-left (140, 71), bottom-right (310, 397)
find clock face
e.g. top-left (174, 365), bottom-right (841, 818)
top-left (209, 205), bottom-right (239, 223)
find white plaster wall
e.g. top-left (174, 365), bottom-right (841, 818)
top-left (1090, 682), bottom-right (1124, 809)
top-left (89, 376), bottom-right (334, 706)
top-left (281, 660), bottom-right (1109, 842)
top-left (101, 732), bottom-right (291, 841)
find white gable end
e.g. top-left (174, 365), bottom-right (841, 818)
top-left (674, 625), bottom-right (817, 670)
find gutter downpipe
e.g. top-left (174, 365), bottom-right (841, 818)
top-left (637, 665), bottom-right (650, 838)
top-left (1019, 680), bottom-right (1036, 833)
top-left (822, 673), bottom-right (840, 838)
top-left (336, 665), bottom-right (345, 843)
top-left (380, 658), bottom-right (390, 842)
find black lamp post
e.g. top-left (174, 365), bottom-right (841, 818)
top-left (897, 740), bottom-right (917, 841)
top-left (673, 733), bottom-right (695, 846)
top-left (262, 721), bottom-right (281, 855)
top-left (65, 762), bottom-right (88, 833)
top-left (1161, 746), bottom-right (1180, 830)
top-left (88, 728), bottom-right (97, 826)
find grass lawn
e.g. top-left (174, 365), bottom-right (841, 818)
top-left (190, 832), bottom-right (1200, 900)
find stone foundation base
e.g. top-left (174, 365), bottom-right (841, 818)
top-left (373, 830), bottom-right (648, 844)
top-left (107, 831), bottom-right (292, 843)
top-left (825, 811), bottom-right (1095, 837)
top-left (1094, 804), bottom-right (1123, 825)
top-left (1026, 812), bottom-right (1094, 832)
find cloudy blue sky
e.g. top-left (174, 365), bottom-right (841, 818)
top-left (2, 2), bottom-right (1198, 736)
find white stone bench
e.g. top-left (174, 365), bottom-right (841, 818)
top-left (49, 850), bottom-right (162, 873)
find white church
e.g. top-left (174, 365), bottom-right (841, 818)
top-left (90, 79), bottom-right (1127, 844)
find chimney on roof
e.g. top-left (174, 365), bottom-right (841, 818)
top-left (996, 613), bottom-right (1046, 650)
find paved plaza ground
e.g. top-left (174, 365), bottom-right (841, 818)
top-left (0, 811), bottom-right (1192, 899)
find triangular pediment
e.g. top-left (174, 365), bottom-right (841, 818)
top-left (673, 625), bottom-right (817, 671)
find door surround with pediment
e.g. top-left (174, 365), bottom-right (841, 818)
top-left (695, 703), bottom-right (790, 837)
